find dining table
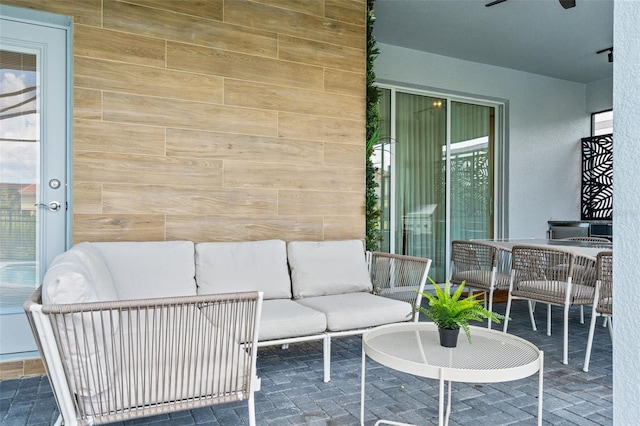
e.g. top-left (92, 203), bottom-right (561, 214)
top-left (476, 238), bottom-right (612, 259)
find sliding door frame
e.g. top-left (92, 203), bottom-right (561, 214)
top-left (376, 83), bottom-right (508, 280)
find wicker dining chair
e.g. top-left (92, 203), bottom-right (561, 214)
top-left (583, 251), bottom-right (613, 372)
top-left (503, 245), bottom-right (596, 364)
top-left (556, 236), bottom-right (610, 322)
top-left (450, 240), bottom-right (511, 329)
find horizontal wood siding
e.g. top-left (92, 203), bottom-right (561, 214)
top-left (2, 0), bottom-right (366, 243)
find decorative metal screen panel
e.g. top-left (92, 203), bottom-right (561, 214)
top-left (581, 134), bottom-right (613, 220)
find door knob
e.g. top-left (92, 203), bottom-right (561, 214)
top-left (35, 201), bottom-right (62, 212)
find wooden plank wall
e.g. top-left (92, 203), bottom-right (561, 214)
top-left (3, 0), bottom-right (366, 243)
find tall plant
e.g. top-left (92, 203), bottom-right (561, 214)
top-left (365, 0), bottom-right (382, 251)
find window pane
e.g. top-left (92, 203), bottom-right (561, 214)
top-left (376, 88), bottom-right (392, 252)
top-left (395, 92), bottom-right (447, 280)
top-left (449, 102), bottom-right (494, 241)
top-left (0, 50), bottom-right (39, 311)
top-left (593, 110), bottom-right (613, 136)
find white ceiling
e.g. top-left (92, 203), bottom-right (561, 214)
top-left (373, 0), bottom-right (613, 84)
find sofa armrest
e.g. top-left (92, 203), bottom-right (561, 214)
top-left (24, 288), bottom-right (263, 425)
top-left (368, 252), bottom-right (432, 321)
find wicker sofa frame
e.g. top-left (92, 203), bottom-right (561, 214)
top-left (23, 240), bottom-right (432, 425)
top-left (24, 289), bottom-right (263, 426)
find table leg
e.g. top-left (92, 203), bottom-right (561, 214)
top-left (361, 347), bottom-right (366, 426)
top-left (538, 351), bottom-right (544, 426)
top-left (445, 380), bottom-right (452, 426)
top-left (438, 373), bottom-right (444, 426)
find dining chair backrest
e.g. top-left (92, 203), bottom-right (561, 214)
top-left (510, 245), bottom-right (574, 304)
top-left (450, 240), bottom-right (498, 287)
top-left (451, 240), bottom-right (511, 329)
top-left (497, 248), bottom-right (513, 276)
top-left (595, 251), bottom-right (613, 316)
top-left (510, 245), bottom-right (596, 304)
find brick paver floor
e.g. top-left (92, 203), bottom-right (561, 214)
top-left (1, 301), bottom-right (612, 425)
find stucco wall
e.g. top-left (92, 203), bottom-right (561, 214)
top-left (613, 1), bottom-right (640, 422)
top-left (1, 0), bottom-right (367, 243)
top-left (586, 77), bottom-right (613, 113)
top-left (375, 43), bottom-right (591, 238)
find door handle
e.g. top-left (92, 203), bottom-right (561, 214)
top-left (35, 201), bottom-right (62, 212)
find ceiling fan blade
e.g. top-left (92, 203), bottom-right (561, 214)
top-left (485, 0), bottom-right (509, 7)
top-left (559, 0), bottom-right (576, 9)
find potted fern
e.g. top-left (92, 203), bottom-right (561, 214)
top-left (415, 279), bottom-right (505, 347)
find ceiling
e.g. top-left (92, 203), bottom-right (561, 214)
top-left (373, 0), bottom-right (613, 84)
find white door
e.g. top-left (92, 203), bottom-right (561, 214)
top-left (0, 14), bottom-right (69, 357)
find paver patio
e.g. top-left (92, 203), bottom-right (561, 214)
top-left (1, 300), bottom-right (612, 425)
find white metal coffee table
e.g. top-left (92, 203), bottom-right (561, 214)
top-left (360, 322), bottom-right (543, 426)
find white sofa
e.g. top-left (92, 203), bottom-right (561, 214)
top-left (25, 239), bottom-right (431, 425)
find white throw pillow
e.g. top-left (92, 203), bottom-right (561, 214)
top-left (287, 240), bottom-right (372, 299)
top-left (195, 240), bottom-right (292, 300)
top-left (42, 244), bottom-right (117, 304)
top-left (42, 255), bottom-right (94, 305)
top-left (41, 245), bottom-right (118, 399)
top-left (70, 242), bottom-right (118, 301)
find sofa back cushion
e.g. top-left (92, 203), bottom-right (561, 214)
top-left (287, 240), bottom-right (372, 299)
top-left (92, 241), bottom-right (196, 300)
top-left (195, 240), bottom-right (291, 300)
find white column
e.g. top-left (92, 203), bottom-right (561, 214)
top-left (613, 0), bottom-right (640, 422)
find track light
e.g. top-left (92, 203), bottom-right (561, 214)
top-left (597, 47), bottom-right (613, 63)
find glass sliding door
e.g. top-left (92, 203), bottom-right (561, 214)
top-left (375, 88), bottom-right (392, 252)
top-left (449, 101), bottom-right (495, 242)
top-left (375, 87), bottom-right (501, 282)
top-left (395, 93), bottom-right (446, 275)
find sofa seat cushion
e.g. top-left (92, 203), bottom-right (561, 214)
top-left (91, 241), bottom-right (196, 299)
top-left (195, 240), bottom-right (291, 300)
top-left (296, 293), bottom-right (412, 332)
top-left (452, 271), bottom-right (511, 290)
top-left (287, 240), bottom-right (372, 299)
top-left (258, 299), bottom-right (327, 341)
top-left (514, 280), bottom-right (594, 304)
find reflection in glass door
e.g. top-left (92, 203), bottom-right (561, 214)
top-left (449, 101), bottom-right (495, 243)
top-left (377, 88), bottom-right (500, 282)
top-left (0, 15), bottom-right (69, 357)
top-left (394, 92), bottom-right (446, 274)
top-left (0, 50), bottom-right (39, 313)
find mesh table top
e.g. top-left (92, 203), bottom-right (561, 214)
top-left (363, 322), bottom-right (542, 383)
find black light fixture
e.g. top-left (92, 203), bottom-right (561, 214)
top-left (597, 47), bottom-right (613, 63)
top-left (486, 0), bottom-right (575, 8)
top-left (559, 0), bottom-right (576, 9)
